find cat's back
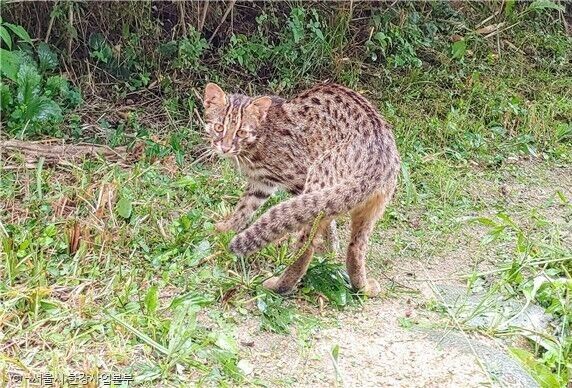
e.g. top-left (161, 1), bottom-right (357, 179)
top-left (282, 83), bottom-right (389, 140)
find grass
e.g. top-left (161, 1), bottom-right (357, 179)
top-left (1, 2), bottom-right (572, 386)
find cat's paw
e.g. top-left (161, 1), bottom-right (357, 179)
top-left (362, 278), bottom-right (381, 297)
top-left (262, 276), bottom-right (292, 294)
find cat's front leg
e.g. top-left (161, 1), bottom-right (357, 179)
top-left (216, 182), bottom-right (275, 232)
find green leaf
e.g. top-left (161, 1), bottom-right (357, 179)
top-left (331, 344), bottom-right (340, 362)
top-left (303, 260), bottom-right (354, 308)
top-left (504, 0), bottom-right (516, 17)
top-left (116, 197), bottom-right (132, 219)
top-left (475, 217), bottom-right (497, 227)
top-left (0, 26), bottom-right (12, 49)
top-left (522, 276), bottom-right (548, 302)
top-left (0, 48), bottom-right (22, 81)
top-left (144, 285), bottom-right (159, 315)
top-left (529, 0), bottom-right (565, 12)
top-left (4, 23), bottom-right (32, 45)
top-left (37, 42), bottom-right (58, 72)
top-left (0, 83), bottom-right (12, 111)
top-left (257, 291), bottom-right (296, 333)
top-left (451, 39), bottom-right (467, 60)
top-left (509, 347), bottom-right (561, 387)
top-left (33, 97), bottom-right (62, 122)
top-left (45, 75), bottom-right (69, 96)
top-left (12, 64), bottom-right (62, 124)
top-left (193, 240), bottom-right (211, 261)
top-left (167, 300), bottom-right (198, 356)
top-left (16, 64), bottom-right (41, 104)
top-left (555, 190), bottom-right (568, 204)
top-left (107, 312), bottom-right (169, 355)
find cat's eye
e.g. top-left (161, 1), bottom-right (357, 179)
top-left (214, 124), bottom-right (224, 133)
top-left (236, 129), bottom-right (248, 138)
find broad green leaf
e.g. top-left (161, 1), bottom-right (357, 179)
top-left (16, 64), bottom-right (41, 104)
top-left (33, 97), bottom-right (62, 122)
top-left (451, 39), bottom-right (467, 60)
top-left (167, 300), bottom-right (198, 355)
top-left (529, 0), bottom-right (565, 12)
top-left (509, 347), bottom-right (561, 387)
top-left (116, 197), bottom-right (132, 219)
top-left (193, 240), bottom-right (211, 261)
top-left (13, 64), bottom-right (62, 123)
top-left (303, 260), bottom-right (354, 308)
top-left (0, 83), bottom-right (12, 111)
top-left (0, 26), bottom-right (12, 49)
top-left (4, 23), bottom-right (32, 45)
top-left (144, 285), bottom-right (159, 315)
top-left (37, 42), bottom-right (58, 72)
top-left (0, 48), bottom-right (22, 81)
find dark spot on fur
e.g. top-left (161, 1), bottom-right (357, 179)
top-left (264, 175), bottom-right (281, 184)
top-left (251, 191), bottom-right (268, 200)
top-left (294, 213), bottom-right (305, 223)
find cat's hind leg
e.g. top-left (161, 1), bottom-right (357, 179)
top-left (345, 190), bottom-right (388, 297)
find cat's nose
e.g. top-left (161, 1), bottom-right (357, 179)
top-left (220, 144), bottom-right (232, 153)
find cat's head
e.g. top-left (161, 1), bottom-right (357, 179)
top-left (203, 83), bottom-right (272, 157)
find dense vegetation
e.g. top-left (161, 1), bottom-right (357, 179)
top-left (1, 1), bottom-right (571, 386)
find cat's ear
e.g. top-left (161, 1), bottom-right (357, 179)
top-left (204, 83), bottom-right (227, 109)
top-left (246, 96), bottom-right (273, 121)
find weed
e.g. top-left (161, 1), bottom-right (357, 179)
top-left (0, 22), bottom-right (81, 137)
top-left (301, 258), bottom-right (360, 309)
top-left (474, 211), bottom-right (571, 386)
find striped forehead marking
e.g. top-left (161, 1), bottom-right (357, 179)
top-left (220, 95), bottom-right (248, 145)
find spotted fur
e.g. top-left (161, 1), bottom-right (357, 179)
top-left (203, 82), bottom-right (400, 296)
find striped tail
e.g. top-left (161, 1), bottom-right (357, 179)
top-left (229, 178), bottom-right (375, 256)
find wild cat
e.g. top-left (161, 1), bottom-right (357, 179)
top-left (203, 82), bottom-right (400, 296)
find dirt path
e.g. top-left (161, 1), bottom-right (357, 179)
top-left (230, 161), bottom-right (572, 387)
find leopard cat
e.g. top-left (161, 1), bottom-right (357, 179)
top-left (203, 82), bottom-right (400, 296)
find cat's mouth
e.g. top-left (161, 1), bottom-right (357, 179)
top-left (213, 143), bottom-right (239, 157)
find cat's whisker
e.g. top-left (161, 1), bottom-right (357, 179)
top-left (240, 154), bottom-right (254, 167)
top-left (233, 155), bottom-right (243, 171)
top-left (190, 149), bottom-right (214, 167)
